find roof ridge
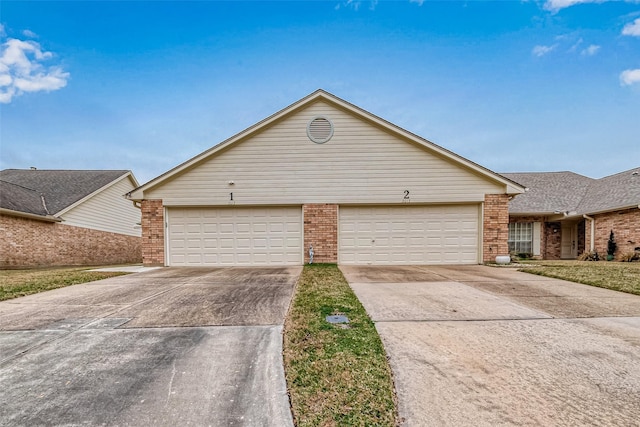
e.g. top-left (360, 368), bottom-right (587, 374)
top-left (595, 166), bottom-right (640, 180)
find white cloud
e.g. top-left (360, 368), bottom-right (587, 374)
top-left (544, 0), bottom-right (594, 12)
top-left (22, 29), bottom-right (37, 38)
top-left (622, 18), bottom-right (640, 36)
top-left (0, 36), bottom-right (69, 103)
top-left (545, 0), bottom-right (640, 12)
top-left (581, 44), bottom-right (600, 56)
top-left (335, 0), bottom-right (378, 11)
top-left (620, 69), bottom-right (640, 86)
top-left (532, 44), bottom-right (557, 57)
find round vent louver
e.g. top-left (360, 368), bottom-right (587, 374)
top-left (307, 117), bottom-right (334, 144)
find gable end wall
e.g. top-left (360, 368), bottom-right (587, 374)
top-left (146, 101), bottom-right (506, 206)
top-left (62, 177), bottom-right (141, 237)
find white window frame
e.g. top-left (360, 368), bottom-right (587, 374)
top-left (508, 222), bottom-right (533, 255)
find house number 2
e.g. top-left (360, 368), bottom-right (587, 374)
top-left (403, 190), bottom-right (410, 199)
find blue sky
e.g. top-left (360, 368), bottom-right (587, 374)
top-left (1, 0), bottom-right (639, 184)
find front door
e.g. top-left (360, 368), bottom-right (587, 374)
top-left (561, 222), bottom-right (578, 259)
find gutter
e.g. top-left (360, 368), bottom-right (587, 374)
top-left (582, 205), bottom-right (640, 252)
top-left (123, 191), bottom-right (142, 209)
top-left (0, 208), bottom-right (62, 223)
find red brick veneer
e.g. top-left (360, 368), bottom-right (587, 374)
top-left (483, 194), bottom-right (510, 262)
top-left (0, 214), bottom-right (141, 268)
top-left (303, 204), bottom-right (338, 264)
top-left (586, 208), bottom-right (640, 259)
top-left (141, 200), bottom-right (165, 266)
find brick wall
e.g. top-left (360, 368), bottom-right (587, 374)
top-left (303, 204), bottom-right (338, 264)
top-left (0, 214), bottom-right (141, 268)
top-left (509, 215), bottom-right (546, 259)
top-left (586, 208), bottom-right (640, 259)
top-left (544, 222), bottom-right (562, 259)
top-left (483, 194), bottom-right (509, 262)
top-left (141, 200), bottom-right (165, 266)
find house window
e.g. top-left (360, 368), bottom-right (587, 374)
top-left (508, 222), bottom-right (533, 254)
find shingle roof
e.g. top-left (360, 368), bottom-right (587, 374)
top-left (0, 180), bottom-right (50, 216)
top-left (501, 172), bottom-right (594, 214)
top-left (576, 168), bottom-right (640, 214)
top-left (0, 169), bottom-right (130, 216)
top-left (503, 168), bottom-right (640, 215)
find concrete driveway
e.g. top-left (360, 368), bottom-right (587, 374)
top-left (0, 267), bottom-right (301, 426)
top-left (341, 265), bottom-right (640, 426)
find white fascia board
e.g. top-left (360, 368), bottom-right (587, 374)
top-left (127, 91), bottom-right (327, 201)
top-left (581, 204), bottom-right (640, 216)
top-left (127, 90), bottom-right (526, 200)
top-left (0, 208), bottom-right (61, 222)
top-left (56, 171), bottom-right (136, 216)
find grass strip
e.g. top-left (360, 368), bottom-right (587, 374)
top-left (518, 261), bottom-right (640, 295)
top-left (0, 268), bottom-right (128, 301)
top-left (283, 264), bottom-right (397, 427)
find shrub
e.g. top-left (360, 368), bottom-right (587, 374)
top-left (578, 250), bottom-right (600, 261)
top-left (510, 252), bottom-right (532, 261)
top-left (607, 230), bottom-right (617, 257)
top-left (619, 251), bottom-right (640, 262)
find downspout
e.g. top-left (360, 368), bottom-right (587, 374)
top-left (583, 214), bottom-right (595, 252)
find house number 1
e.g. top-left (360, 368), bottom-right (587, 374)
top-left (230, 192), bottom-right (233, 201)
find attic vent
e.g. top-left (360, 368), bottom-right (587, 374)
top-left (307, 117), bottom-right (334, 144)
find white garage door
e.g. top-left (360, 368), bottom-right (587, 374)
top-left (339, 205), bottom-right (479, 265)
top-left (167, 207), bottom-right (302, 266)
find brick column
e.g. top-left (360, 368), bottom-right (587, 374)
top-left (483, 194), bottom-right (509, 262)
top-left (141, 200), bottom-right (165, 266)
top-left (303, 204), bottom-right (338, 264)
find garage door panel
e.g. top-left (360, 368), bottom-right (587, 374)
top-left (202, 254), bottom-right (218, 264)
top-left (218, 223), bottom-right (234, 234)
top-left (168, 207), bottom-right (302, 266)
top-left (339, 205), bottom-right (479, 265)
top-left (253, 222), bottom-right (267, 233)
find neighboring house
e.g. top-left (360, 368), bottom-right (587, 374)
top-left (0, 169), bottom-right (142, 268)
top-left (502, 168), bottom-right (640, 260)
top-left (127, 89), bottom-right (524, 267)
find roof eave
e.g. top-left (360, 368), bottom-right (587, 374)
top-left (508, 211), bottom-right (558, 217)
top-left (128, 90), bottom-right (328, 200)
top-left (581, 204), bottom-right (640, 216)
top-left (56, 171), bottom-right (137, 216)
top-left (0, 207), bottom-right (62, 222)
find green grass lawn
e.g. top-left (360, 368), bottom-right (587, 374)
top-left (0, 267), bottom-right (128, 301)
top-left (517, 261), bottom-right (640, 295)
top-left (283, 264), bottom-right (397, 427)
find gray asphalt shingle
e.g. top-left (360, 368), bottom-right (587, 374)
top-left (0, 169), bottom-right (129, 217)
top-left (503, 168), bottom-right (640, 215)
top-left (0, 180), bottom-right (50, 216)
top-left (576, 168), bottom-right (640, 214)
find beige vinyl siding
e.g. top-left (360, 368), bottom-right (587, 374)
top-left (61, 177), bottom-right (141, 237)
top-left (147, 101), bottom-right (504, 206)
